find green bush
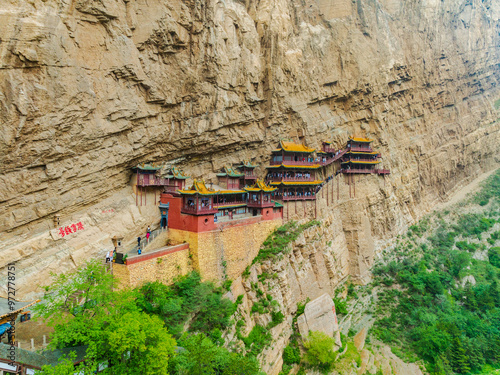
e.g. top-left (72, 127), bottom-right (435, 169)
top-left (303, 331), bottom-right (336, 370)
top-left (268, 311), bottom-right (285, 328)
top-left (253, 220), bottom-right (320, 264)
top-left (489, 247), bottom-right (500, 268)
top-left (242, 324), bottom-right (272, 357)
top-left (332, 297), bottom-right (348, 315)
top-left (283, 343), bottom-right (301, 365)
top-left (137, 272), bottom-right (236, 337)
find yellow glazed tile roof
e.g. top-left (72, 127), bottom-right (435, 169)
top-left (346, 151), bottom-right (378, 155)
top-left (342, 160), bottom-right (381, 164)
top-left (217, 189), bottom-right (246, 195)
top-left (267, 164), bottom-right (321, 169)
top-left (244, 179), bottom-right (277, 192)
top-left (349, 136), bottom-right (373, 143)
top-left (270, 180), bottom-right (323, 186)
top-left (179, 180), bottom-right (245, 195)
top-left (279, 140), bottom-right (315, 153)
top-left (178, 179), bottom-right (216, 195)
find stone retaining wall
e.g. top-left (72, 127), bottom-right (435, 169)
top-left (113, 243), bottom-right (191, 289)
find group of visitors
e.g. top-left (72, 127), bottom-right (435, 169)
top-left (276, 190), bottom-right (315, 198)
top-left (136, 226), bottom-right (152, 255)
top-left (105, 250), bottom-right (114, 263)
top-left (267, 171), bottom-right (312, 180)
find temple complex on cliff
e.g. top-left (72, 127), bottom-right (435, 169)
top-left (237, 161), bottom-right (258, 185)
top-left (339, 137), bottom-right (390, 175)
top-left (266, 141), bottom-right (323, 201)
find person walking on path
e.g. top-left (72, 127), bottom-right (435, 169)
top-left (147, 225), bottom-right (151, 234)
top-left (137, 236), bottom-right (141, 247)
top-left (146, 231), bottom-right (150, 241)
top-left (138, 248), bottom-right (142, 255)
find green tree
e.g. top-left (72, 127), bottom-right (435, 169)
top-left (283, 343), bottom-right (301, 365)
top-left (171, 334), bottom-right (260, 375)
top-left (34, 260), bottom-right (176, 374)
top-left (489, 247), bottom-right (500, 268)
top-left (303, 331), bottom-right (336, 369)
top-left (450, 337), bottom-right (471, 374)
top-left (35, 353), bottom-right (90, 375)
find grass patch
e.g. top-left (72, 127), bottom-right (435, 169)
top-left (252, 220), bottom-right (320, 264)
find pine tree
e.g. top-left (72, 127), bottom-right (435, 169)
top-left (450, 336), bottom-right (471, 374)
top-left (489, 279), bottom-right (500, 307)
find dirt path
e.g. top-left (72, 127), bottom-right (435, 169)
top-left (434, 168), bottom-right (498, 211)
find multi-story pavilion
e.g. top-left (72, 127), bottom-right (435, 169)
top-left (266, 141), bottom-right (323, 201)
top-left (340, 137), bottom-right (389, 175)
top-left (237, 161), bottom-right (258, 186)
top-left (216, 166), bottom-right (245, 190)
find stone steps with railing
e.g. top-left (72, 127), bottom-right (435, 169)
top-left (126, 227), bottom-right (168, 255)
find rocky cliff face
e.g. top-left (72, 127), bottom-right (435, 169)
top-left (1, 0), bottom-right (500, 297)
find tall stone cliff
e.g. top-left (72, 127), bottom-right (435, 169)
top-left (1, 0), bottom-right (500, 298)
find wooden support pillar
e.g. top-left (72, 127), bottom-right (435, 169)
top-left (349, 174), bottom-right (351, 198)
top-left (331, 178), bottom-right (334, 203)
top-left (353, 174), bottom-right (356, 198)
top-left (337, 175), bottom-right (339, 201)
top-left (327, 180), bottom-right (329, 206)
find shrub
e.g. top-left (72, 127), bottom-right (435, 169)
top-left (223, 279), bottom-right (233, 291)
top-left (268, 311), bottom-right (285, 328)
top-left (242, 324), bottom-right (272, 357)
top-left (283, 343), bottom-right (301, 365)
top-left (253, 220), bottom-right (320, 264)
top-left (303, 331), bottom-right (336, 369)
top-left (332, 297), bottom-right (348, 315)
top-left (489, 247), bottom-right (500, 268)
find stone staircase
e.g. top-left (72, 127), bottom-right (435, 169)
top-left (126, 227), bottom-right (168, 255)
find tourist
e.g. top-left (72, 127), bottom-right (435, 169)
top-left (105, 251), bottom-right (110, 263)
top-left (147, 225), bottom-right (151, 234)
top-left (138, 248), bottom-right (142, 255)
top-left (146, 231), bottom-right (150, 241)
top-left (137, 236), bottom-right (141, 247)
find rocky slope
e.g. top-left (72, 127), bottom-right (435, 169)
top-left (1, 0), bottom-right (500, 297)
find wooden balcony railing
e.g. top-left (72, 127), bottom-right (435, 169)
top-left (181, 206), bottom-right (218, 215)
top-left (281, 195), bottom-right (316, 201)
top-left (340, 168), bottom-right (376, 174)
top-left (348, 146), bottom-right (374, 153)
top-left (343, 157), bottom-right (379, 163)
top-left (268, 176), bottom-right (315, 182)
top-left (247, 201), bottom-right (275, 208)
top-left (375, 169), bottom-right (390, 175)
top-left (270, 159), bottom-right (316, 166)
top-left (137, 176), bottom-right (169, 187)
top-left (323, 146), bottom-right (336, 153)
top-left (214, 200), bottom-right (246, 207)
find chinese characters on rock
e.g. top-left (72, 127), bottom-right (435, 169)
top-left (59, 222), bottom-right (84, 237)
